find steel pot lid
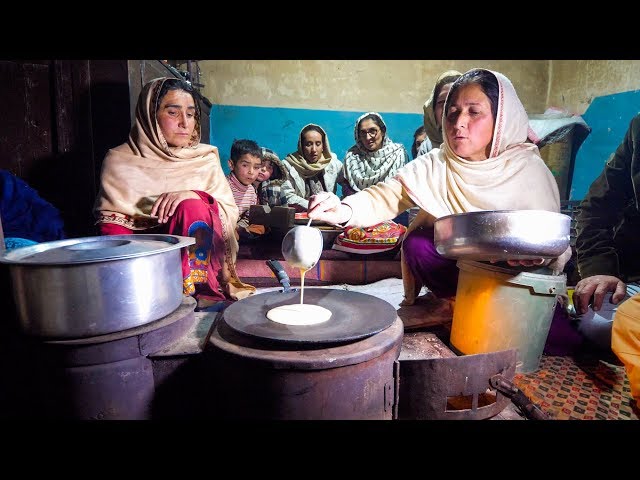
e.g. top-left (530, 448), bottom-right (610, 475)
top-left (0, 234), bottom-right (195, 265)
top-left (222, 288), bottom-right (398, 345)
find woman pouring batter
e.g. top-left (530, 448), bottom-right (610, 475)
top-left (308, 68), bottom-right (572, 307)
top-left (94, 77), bottom-right (255, 310)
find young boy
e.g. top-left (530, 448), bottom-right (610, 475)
top-left (254, 147), bottom-right (289, 207)
top-left (226, 139), bottom-right (264, 240)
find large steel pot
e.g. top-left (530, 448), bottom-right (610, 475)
top-left (434, 210), bottom-right (571, 262)
top-left (0, 234), bottom-right (195, 338)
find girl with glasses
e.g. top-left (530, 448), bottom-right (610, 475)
top-left (338, 112), bottom-right (409, 198)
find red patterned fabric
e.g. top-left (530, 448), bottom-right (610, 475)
top-left (98, 195), bottom-right (227, 302)
top-left (514, 355), bottom-right (638, 420)
top-left (332, 220), bottom-right (406, 254)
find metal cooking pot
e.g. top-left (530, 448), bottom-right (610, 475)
top-left (434, 210), bottom-right (571, 261)
top-left (0, 234), bottom-right (195, 338)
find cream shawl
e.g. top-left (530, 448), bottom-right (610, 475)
top-left (344, 69), bottom-right (566, 304)
top-left (94, 77), bottom-right (254, 300)
top-left (422, 70), bottom-right (462, 148)
top-left (399, 69), bottom-right (559, 216)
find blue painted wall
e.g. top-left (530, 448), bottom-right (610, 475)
top-left (211, 99), bottom-right (640, 202)
top-left (570, 90), bottom-right (640, 200)
top-left (210, 105), bottom-right (423, 187)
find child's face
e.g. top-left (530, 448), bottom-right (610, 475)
top-left (257, 160), bottom-right (274, 183)
top-left (230, 154), bottom-right (262, 185)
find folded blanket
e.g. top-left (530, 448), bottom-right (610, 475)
top-left (528, 109), bottom-right (591, 148)
top-left (1, 170), bottom-right (65, 242)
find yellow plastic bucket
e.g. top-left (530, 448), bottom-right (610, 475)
top-left (450, 260), bottom-right (566, 373)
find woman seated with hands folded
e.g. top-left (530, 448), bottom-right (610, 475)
top-left (94, 77), bottom-right (255, 310)
top-left (308, 68), bottom-right (572, 306)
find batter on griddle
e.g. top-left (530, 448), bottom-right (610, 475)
top-left (267, 268), bottom-right (332, 326)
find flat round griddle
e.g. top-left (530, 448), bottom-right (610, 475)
top-left (222, 288), bottom-right (397, 345)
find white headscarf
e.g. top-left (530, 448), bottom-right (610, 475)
top-left (396, 68), bottom-right (564, 304)
top-left (397, 69), bottom-right (560, 217)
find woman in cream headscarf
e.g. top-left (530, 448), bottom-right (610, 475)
top-left (281, 124), bottom-right (343, 211)
top-left (338, 112), bottom-right (409, 197)
top-left (308, 68), bottom-right (572, 306)
top-left (416, 70), bottom-right (462, 156)
top-left (94, 77), bottom-right (255, 309)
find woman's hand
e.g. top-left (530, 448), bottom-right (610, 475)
top-left (505, 258), bottom-right (548, 267)
top-left (501, 243), bottom-right (573, 271)
top-left (307, 192), bottom-right (352, 226)
top-left (490, 258), bottom-right (548, 268)
top-left (150, 190), bottom-right (200, 223)
top-left (573, 274), bottom-right (627, 315)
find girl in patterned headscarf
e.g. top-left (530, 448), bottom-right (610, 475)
top-left (94, 77), bottom-right (255, 309)
top-left (338, 112), bottom-right (410, 197)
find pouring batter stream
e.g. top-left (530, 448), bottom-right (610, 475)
top-left (266, 222), bottom-right (332, 325)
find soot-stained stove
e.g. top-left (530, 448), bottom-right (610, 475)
top-left (0, 297), bottom-right (197, 419)
top-left (199, 287), bottom-right (404, 420)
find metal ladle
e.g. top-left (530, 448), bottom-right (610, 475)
top-left (281, 219), bottom-right (324, 271)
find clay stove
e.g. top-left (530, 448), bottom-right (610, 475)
top-left (199, 287), bottom-right (404, 420)
top-left (0, 297), bottom-right (197, 419)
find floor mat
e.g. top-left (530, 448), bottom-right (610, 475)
top-left (513, 355), bottom-right (638, 420)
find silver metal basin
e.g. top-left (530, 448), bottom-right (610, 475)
top-left (433, 210), bottom-right (571, 262)
top-left (0, 234), bottom-right (195, 338)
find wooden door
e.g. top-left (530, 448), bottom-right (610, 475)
top-left (0, 60), bottom-right (132, 238)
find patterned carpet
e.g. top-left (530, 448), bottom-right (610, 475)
top-left (513, 354), bottom-right (638, 420)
